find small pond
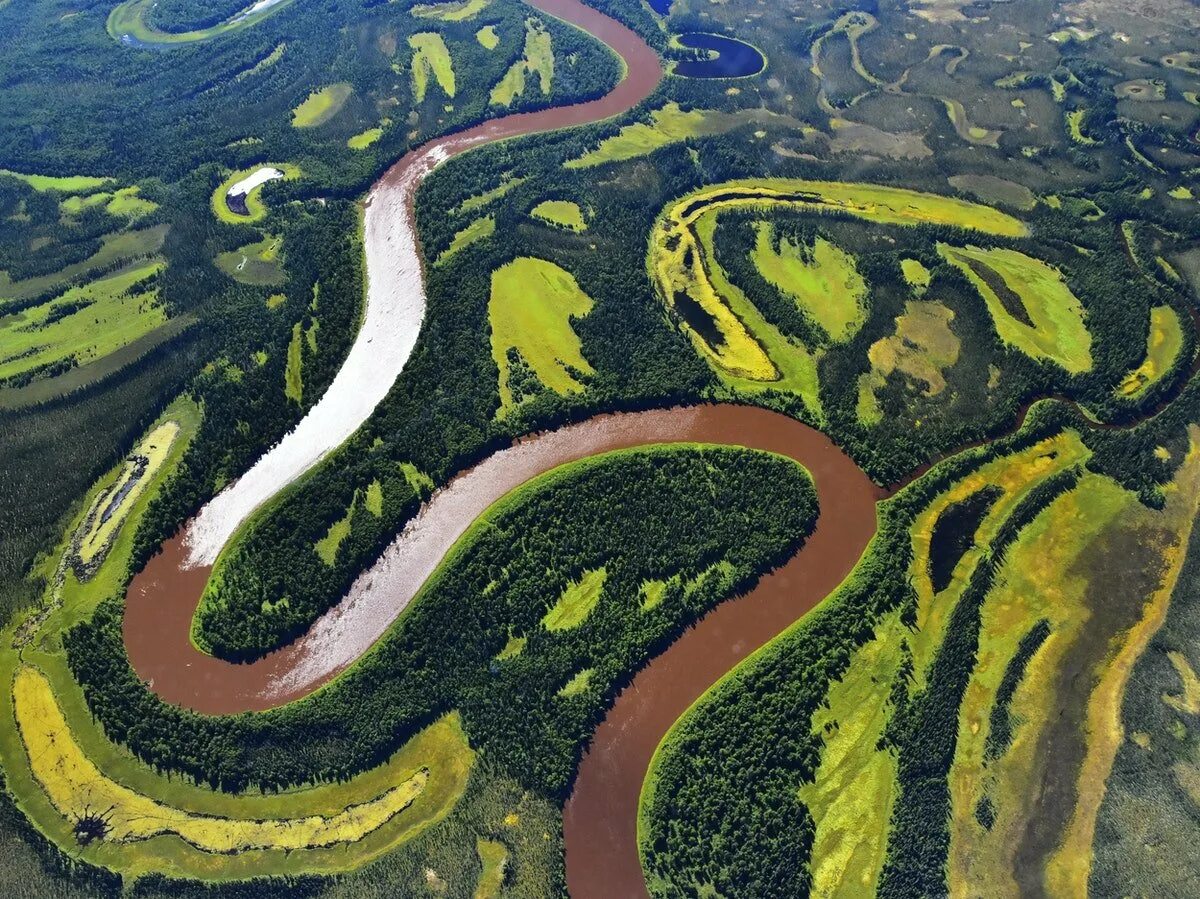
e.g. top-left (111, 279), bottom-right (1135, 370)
top-left (673, 32), bottom-right (765, 79)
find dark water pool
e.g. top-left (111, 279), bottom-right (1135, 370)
top-left (673, 32), bottom-right (765, 79)
top-left (648, 0), bottom-right (671, 15)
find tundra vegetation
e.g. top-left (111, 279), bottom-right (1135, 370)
top-left (3, 0), bottom-right (1200, 894)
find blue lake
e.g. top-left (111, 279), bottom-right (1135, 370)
top-left (673, 33), bottom-right (765, 79)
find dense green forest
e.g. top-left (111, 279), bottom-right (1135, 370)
top-left (3, 0), bottom-right (1200, 893)
top-left (69, 446), bottom-right (817, 793)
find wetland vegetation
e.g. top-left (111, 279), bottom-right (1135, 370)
top-left (4, 0), bottom-right (1200, 894)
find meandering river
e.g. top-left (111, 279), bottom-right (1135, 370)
top-left (121, 3), bottom-right (880, 896)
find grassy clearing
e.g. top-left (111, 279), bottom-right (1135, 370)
top-left (0, 170), bottom-right (111, 193)
top-left (652, 206), bottom-right (819, 410)
top-left (107, 0), bottom-right (296, 44)
top-left (409, 33), bottom-right (456, 102)
top-left (663, 179), bottom-right (1027, 237)
top-left (489, 256), bottom-right (594, 415)
top-left (750, 224), bottom-right (866, 342)
top-left (25, 396), bottom-right (201, 637)
top-left (939, 244), bottom-right (1092, 373)
top-left (210, 164), bottom-right (300, 225)
top-left (531, 200), bottom-right (586, 231)
top-left (490, 18), bottom-right (552, 107)
top-left (412, 0), bottom-right (491, 21)
top-left (77, 422), bottom-right (179, 566)
top-left (945, 479), bottom-right (1126, 895)
top-left (291, 83), bottom-right (353, 128)
top-left (399, 461), bottom-right (435, 492)
top-left (315, 491), bottom-right (358, 566)
top-left (901, 258), bottom-right (932, 294)
top-left (285, 321), bottom-right (303, 403)
top-left (365, 480), bottom-right (384, 516)
top-left (0, 261), bottom-right (166, 385)
top-left (541, 568), bottom-right (607, 631)
top-left (1118, 306), bottom-right (1184, 398)
top-left (458, 176), bottom-right (526, 214)
top-left (1065, 109), bottom-right (1099, 146)
top-left (564, 103), bottom-right (805, 169)
top-left (214, 235), bottom-right (285, 285)
top-left (6, 660), bottom-right (474, 879)
top-left (0, 224), bottom-right (168, 304)
top-left (649, 178), bottom-right (1022, 415)
top-left (435, 216), bottom-right (495, 266)
top-left (639, 562), bottom-right (735, 612)
top-left (857, 301), bottom-right (960, 425)
top-left (1046, 432), bottom-right (1200, 896)
top-left (495, 634), bottom-right (526, 660)
top-left (237, 43), bottom-right (286, 81)
top-left (15, 665), bottom-right (426, 852)
top-left (798, 609), bottom-right (905, 898)
top-left (474, 838), bottom-right (508, 898)
top-left (557, 669), bottom-right (593, 698)
top-left (907, 431), bottom-right (1091, 687)
top-left (946, 435), bottom-right (1200, 896)
top-left (60, 186), bottom-right (157, 219)
top-left (348, 120), bottom-right (390, 150)
top-left (476, 25), bottom-right (499, 49)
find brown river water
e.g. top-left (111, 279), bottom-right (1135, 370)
top-left (120, 4), bottom-right (884, 896)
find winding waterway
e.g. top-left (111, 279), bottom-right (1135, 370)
top-left (119, 3), bottom-right (879, 896)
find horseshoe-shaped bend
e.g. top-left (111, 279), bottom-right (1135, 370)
top-left (120, 4), bottom-right (881, 897)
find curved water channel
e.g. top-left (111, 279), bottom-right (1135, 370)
top-left (118, 2), bottom-right (879, 895)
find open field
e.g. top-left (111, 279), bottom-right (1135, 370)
top-left (489, 256), bottom-right (594, 415)
top-left (565, 103), bottom-right (806, 169)
top-left (59, 186), bottom-right (157, 219)
top-left (541, 568), bottom-right (607, 631)
top-left (490, 18), bottom-right (552, 107)
top-left (0, 170), bottom-right (111, 193)
top-left (292, 84), bottom-right (353, 128)
top-left (557, 668), bottom-right (593, 698)
top-left (474, 838), bottom-right (508, 898)
top-left (797, 608), bottom-right (906, 898)
top-left (214, 234), bottom-right (285, 285)
top-left (0, 262), bottom-right (166, 387)
top-left (940, 244), bottom-right (1092, 374)
top-left (948, 433), bottom-right (1200, 896)
top-left (435, 216), bottom-right (495, 265)
top-left (531, 199), bottom-right (586, 231)
top-left (7, 662), bottom-right (473, 880)
top-left (458, 175), bottom-right (527, 213)
top-left (476, 25), bottom-right (499, 49)
top-left (285, 320), bottom-right (303, 403)
top-left (750, 225), bottom-right (866, 342)
top-left (648, 178), bottom-right (1025, 414)
top-left (947, 175), bottom-right (1036, 211)
top-left (0, 225), bottom-right (168, 305)
top-left (348, 120), bottom-right (390, 150)
top-left (409, 33), bottom-right (456, 102)
top-left (1118, 306), bottom-right (1184, 398)
top-left (857, 301), bottom-right (960, 425)
top-left (902, 258), bottom-right (932, 293)
top-left (412, 0), bottom-right (492, 21)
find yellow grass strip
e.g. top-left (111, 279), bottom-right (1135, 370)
top-left (14, 666), bottom-right (427, 854)
top-left (1044, 427), bottom-right (1200, 896)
